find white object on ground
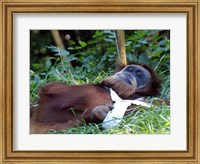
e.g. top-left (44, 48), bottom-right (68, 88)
top-left (102, 88), bottom-right (151, 130)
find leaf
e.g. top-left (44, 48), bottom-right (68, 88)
top-left (138, 39), bottom-right (148, 44)
top-left (103, 30), bottom-right (114, 35)
top-left (46, 45), bottom-right (59, 52)
top-left (134, 44), bottom-right (141, 48)
top-left (92, 31), bottom-right (104, 38)
top-left (60, 49), bottom-right (70, 56)
top-left (67, 47), bottom-right (74, 50)
top-left (125, 41), bottom-right (132, 46)
top-left (79, 41), bottom-right (87, 48)
top-left (34, 75), bottom-right (40, 82)
top-left (104, 38), bottom-right (114, 42)
top-left (32, 63), bottom-right (41, 69)
top-left (30, 81), bottom-right (36, 88)
top-left (63, 57), bottom-right (77, 62)
top-left (157, 40), bottom-right (166, 46)
top-left (39, 72), bottom-right (46, 76)
top-left (139, 54), bottom-right (151, 64)
top-left (46, 45), bottom-right (70, 56)
top-left (127, 53), bottom-right (138, 62)
top-left (45, 60), bottom-right (51, 68)
top-left (108, 35), bottom-right (115, 39)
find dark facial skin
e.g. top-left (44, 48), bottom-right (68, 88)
top-left (115, 64), bottom-right (152, 92)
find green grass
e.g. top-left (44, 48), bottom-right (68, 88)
top-left (47, 102), bottom-right (170, 134)
top-left (30, 69), bottom-right (170, 135)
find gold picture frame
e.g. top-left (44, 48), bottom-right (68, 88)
top-left (0, 0), bottom-right (199, 163)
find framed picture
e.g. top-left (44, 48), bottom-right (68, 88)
top-left (1, 0), bottom-right (199, 163)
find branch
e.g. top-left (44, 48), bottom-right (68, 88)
top-left (115, 30), bottom-right (127, 71)
top-left (50, 30), bottom-right (71, 66)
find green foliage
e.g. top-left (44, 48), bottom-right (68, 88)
top-left (68, 30), bottom-right (117, 73)
top-left (125, 30), bottom-right (170, 77)
top-left (46, 45), bottom-right (70, 56)
top-left (31, 30), bottom-right (170, 75)
top-left (30, 30), bottom-right (54, 73)
top-left (30, 30), bottom-right (170, 77)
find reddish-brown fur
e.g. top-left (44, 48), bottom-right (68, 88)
top-left (30, 64), bottom-right (161, 134)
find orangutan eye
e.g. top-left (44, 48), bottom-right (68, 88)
top-left (137, 71), bottom-right (142, 77)
top-left (128, 67), bottom-right (134, 71)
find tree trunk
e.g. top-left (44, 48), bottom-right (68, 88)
top-left (115, 30), bottom-right (127, 71)
top-left (50, 30), bottom-right (71, 66)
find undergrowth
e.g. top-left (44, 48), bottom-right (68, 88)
top-left (47, 101), bottom-right (170, 135)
